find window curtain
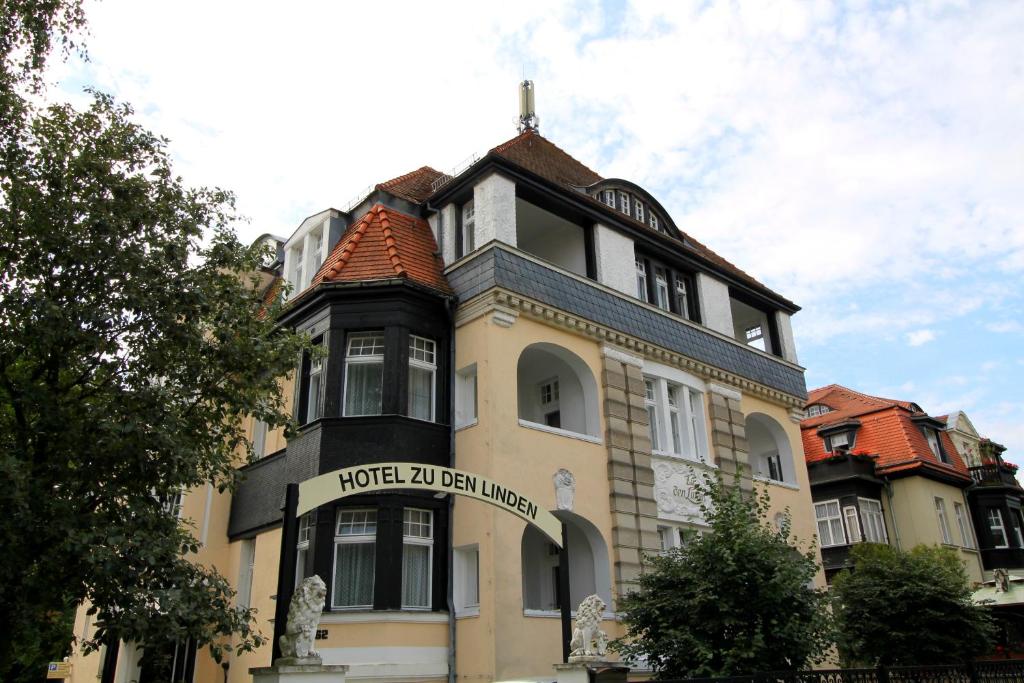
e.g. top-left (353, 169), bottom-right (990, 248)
top-left (408, 366), bottom-right (433, 420)
top-left (402, 543), bottom-right (430, 608)
top-left (334, 543), bottom-right (375, 607)
top-left (344, 362), bottom-right (383, 416)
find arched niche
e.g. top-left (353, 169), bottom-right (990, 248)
top-left (516, 343), bottom-right (600, 438)
top-left (521, 510), bottom-right (611, 613)
top-left (746, 412), bottom-right (797, 486)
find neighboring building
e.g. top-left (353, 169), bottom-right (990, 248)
top-left (70, 95), bottom-right (821, 683)
top-left (801, 385), bottom-right (985, 584)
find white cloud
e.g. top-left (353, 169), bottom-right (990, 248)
top-left (988, 321), bottom-right (1024, 334)
top-left (905, 329), bottom-right (936, 347)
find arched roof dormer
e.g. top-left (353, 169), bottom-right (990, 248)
top-left (582, 178), bottom-right (681, 241)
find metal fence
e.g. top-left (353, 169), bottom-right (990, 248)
top-left (633, 662), bottom-right (1024, 683)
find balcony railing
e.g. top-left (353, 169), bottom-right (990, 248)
top-left (969, 464), bottom-right (1021, 488)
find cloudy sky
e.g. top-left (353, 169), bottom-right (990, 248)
top-left (48, 0), bottom-right (1024, 457)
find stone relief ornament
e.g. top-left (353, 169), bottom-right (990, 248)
top-left (553, 468), bottom-right (576, 511)
top-left (279, 575), bottom-right (327, 661)
top-left (652, 459), bottom-right (707, 523)
top-left (569, 594), bottom-right (609, 661)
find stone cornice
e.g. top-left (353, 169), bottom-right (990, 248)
top-left (456, 289), bottom-right (805, 410)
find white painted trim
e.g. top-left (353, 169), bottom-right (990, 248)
top-left (454, 420), bottom-right (479, 433)
top-left (752, 475), bottom-right (800, 491)
top-left (199, 483), bottom-right (213, 546)
top-left (518, 419), bottom-right (603, 444)
top-left (455, 607), bottom-right (480, 619)
top-left (708, 382), bottom-right (742, 401)
top-left (601, 344), bottom-right (644, 368)
top-left (318, 645), bottom-right (448, 681)
top-left (523, 609), bottom-right (616, 620)
top-left (320, 611), bottom-right (449, 624)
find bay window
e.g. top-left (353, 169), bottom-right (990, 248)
top-left (333, 510), bottom-right (377, 608)
top-left (343, 332), bottom-right (384, 416)
top-left (408, 335), bottom-right (436, 421)
top-left (459, 201), bottom-right (475, 257)
top-left (296, 335), bottom-right (325, 426)
top-left (402, 509), bottom-right (433, 609)
top-left (859, 499), bottom-right (887, 543)
top-left (296, 514), bottom-right (312, 588)
top-left (815, 500), bottom-right (846, 547)
top-left (635, 258), bottom-right (649, 302)
top-left (654, 267), bottom-right (670, 310)
top-left (988, 508), bottom-right (1008, 548)
top-left (644, 379), bottom-right (661, 452)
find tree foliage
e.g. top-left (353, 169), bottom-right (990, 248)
top-left (831, 543), bottom-right (995, 666)
top-left (0, 91), bottom-right (309, 681)
top-left (0, 0), bottom-right (87, 89)
top-left (613, 476), bottom-right (833, 678)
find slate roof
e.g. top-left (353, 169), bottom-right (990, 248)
top-left (800, 384), bottom-right (969, 481)
top-left (486, 129), bottom-right (795, 309)
top-left (309, 204), bottom-right (450, 295)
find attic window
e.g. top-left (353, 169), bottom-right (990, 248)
top-left (634, 199), bottom-right (645, 223)
top-left (924, 427), bottom-right (950, 464)
top-left (603, 190), bottom-right (616, 208)
top-left (804, 404), bottom-right (831, 418)
top-left (619, 192), bottom-right (630, 215)
top-left (649, 214), bottom-right (659, 232)
top-left (827, 431), bottom-right (854, 452)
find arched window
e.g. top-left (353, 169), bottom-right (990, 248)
top-left (517, 343), bottom-right (600, 438)
top-left (521, 511), bottom-right (611, 613)
top-left (746, 413), bottom-right (797, 486)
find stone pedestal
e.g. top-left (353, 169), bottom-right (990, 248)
top-left (554, 660), bottom-right (629, 683)
top-left (250, 661), bottom-right (349, 683)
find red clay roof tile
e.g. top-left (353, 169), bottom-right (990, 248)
top-left (376, 166), bottom-right (446, 204)
top-left (800, 384), bottom-right (970, 481)
top-left (309, 204), bottom-right (450, 295)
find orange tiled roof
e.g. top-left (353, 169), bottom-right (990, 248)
top-left (310, 204), bottom-right (451, 295)
top-left (800, 384), bottom-right (969, 480)
top-left (488, 129), bottom-right (794, 308)
top-left (377, 166), bottom-right (445, 204)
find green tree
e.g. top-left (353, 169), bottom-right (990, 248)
top-left (0, 91), bottom-right (309, 681)
top-left (613, 476), bottom-right (832, 678)
top-left (831, 543), bottom-right (995, 666)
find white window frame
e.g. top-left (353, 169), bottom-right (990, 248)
top-left (935, 497), bottom-right (953, 544)
top-left (455, 364), bottom-right (478, 429)
top-left (333, 509), bottom-right (377, 609)
top-left (1010, 509), bottom-right (1024, 548)
top-left (649, 213), bottom-right (659, 231)
top-left (805, 404), bottom-right (831, 418)
top-left (538, 377), bottom-right (560, 428)
top-left (619, 191), bottom-right (630, 215)
top-left (343, 332), bottom-right (385, 417)
top-left (658, 524), bottom-right (703, 552)
top-left (843, 505), bottom-right (863, 543)
top-left (408, 335), bottom-right (437, 422)
top-left (296, 514), bottom-right (312, 589)
top-left (815, 500), bottom-right (847, 547)
top-left (237, 538), bottom-right (256, 610)
top-left (827, 431), bottom-right (852, 451)
top-left (453, 544), bottom-right (480, 617)
top-left (989, 508), bottom-right (1009, 549)
top-left (307, 337), bottom-right (325, 422)
top-left (635, 257), bottom-right (648, 302)
top-left (402, 508), bottom-right (433, 610)
top-left (954, 502), bottom-right (973, 548)
top-left (654, 267), bottom-right (670, 310)
top-left (674, 277), bottom-right (690, 319)
top-left (460, 201), bottom-right (475, 257)
top-left (635, 199), bottom-right (645, 223)
top-left (764, 451), bottom-right (784, 482)
top-left (859, 498), bottom-right (888, 544)
top-left (603, 190), bottom-right (616, 208)
top-left (645, 372), bottom-right (708, 463)
top-left (252, 418), bottom-right (268, 459)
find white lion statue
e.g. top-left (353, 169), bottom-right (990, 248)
top-left (279, 575), bottom-right (327, 661)
top-left (569, 594), bottom-right (608, 660)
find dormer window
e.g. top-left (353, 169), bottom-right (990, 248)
top-left (635, 199), bottom-right (645, 223)
top-left (827, 431), bottom-right (852, 451)
top-left (924, 427), bottom-right (950, 464)
top-left (284, 215), bottom-right (334, 299)
top-left (619, 192), bottom-right (630, 215)
top-left (459, 201), bottom-right (476, 257)
top-left (805, 404), bottom-right (831, 418)
top-left (603, 190), bottom-right (616, 208)
top-left (649, 214), bottom-right (659, 232)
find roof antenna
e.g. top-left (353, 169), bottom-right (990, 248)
top-left (518, 80), bottom-right (539, 133)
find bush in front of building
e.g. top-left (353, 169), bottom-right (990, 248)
top-left (831, 543), bottom-right (995, 666)
top-left (613, 475), bottom-right (833, 679)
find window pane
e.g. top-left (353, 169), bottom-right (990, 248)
top-left (408, 365), bottom-right (434, 420)
top-left (348, 333), bottom-right (385, 356)
top-left (402, 543), bottom-right (431, 608)
top-left (344, 362), bottom-right (383, 416)
top-left (337, 510), bottom-right (377, 536)
top-left (333, 542), bottom-right (375, 607)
